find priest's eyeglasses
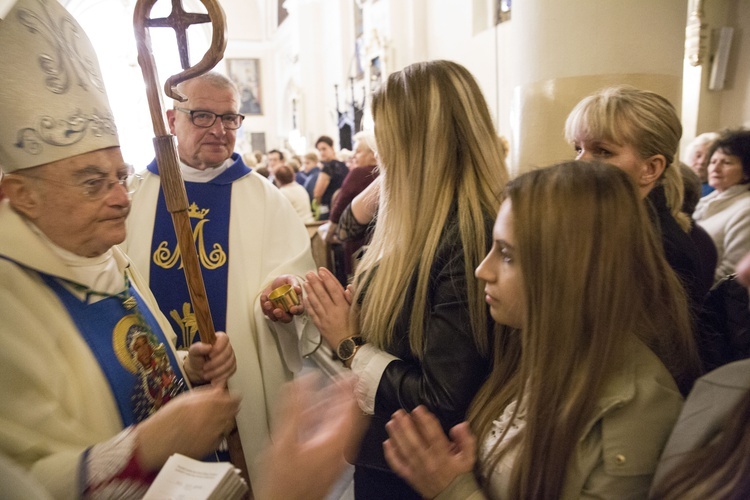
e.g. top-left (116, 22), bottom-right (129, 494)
top-left (175, 107), bottom-right (245, 130)
top-left (10, 165), bottom-right (141, 200)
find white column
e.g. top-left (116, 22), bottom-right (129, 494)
top-left (509, 0), bottom-right (687, 173)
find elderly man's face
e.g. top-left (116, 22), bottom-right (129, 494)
top-left (14, 147), bottom-right (130, 257)
top-left (168, 79), bottom-right (240, 170)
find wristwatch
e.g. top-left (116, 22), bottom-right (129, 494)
top-left (336, 336), bottom-right (365, 367)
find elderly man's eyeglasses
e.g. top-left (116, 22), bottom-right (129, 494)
top-left (174, 107), bottom-right (245, 130)
top-left (13, 167), bottom-right (141, 200)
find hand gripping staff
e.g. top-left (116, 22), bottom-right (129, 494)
top-left (132, 0), bottom-right (251, 495)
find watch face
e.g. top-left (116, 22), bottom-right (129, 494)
top-left (338, 338), bottom-right (355, 360)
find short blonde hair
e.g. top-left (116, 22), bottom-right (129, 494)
top-left (565, 85), bottom-right (690, 232)
top-left (287, 158), bottom-right (301, 173)
top-left (242, 152), bottom-right (257, 167)
top-left (338, 149), bottom-right (353, 163)
top-left (353, 130), bottom-right (377, 155)
top-left (685, 131), bottom-right (720, 163)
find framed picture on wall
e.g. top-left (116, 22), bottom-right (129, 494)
top-left (496, 0), bottom-right (511, 24)
top-left (226, 58), bottom-right (263, 115)
top-left (250, 132), bottom-right (266, 154)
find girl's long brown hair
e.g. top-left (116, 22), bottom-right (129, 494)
top-left (469, 161), bottom-right (702, 499)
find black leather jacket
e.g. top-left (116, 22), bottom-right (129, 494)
top-left (353, 213), bottom-right (493, 499)
top-left (646, 186), bottom-right (704, 309)
top-left (697, 274), bottom-right (750, 372)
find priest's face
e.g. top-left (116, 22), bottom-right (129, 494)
top-left (168, 79), bottom-right (240, 171)
top-left (11, 147), bottom-right (131, 257)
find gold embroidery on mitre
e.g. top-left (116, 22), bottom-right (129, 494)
top-left (17, 0), bottom-right (106, 95)
top-left (152, 202), bottom-right (227, 270)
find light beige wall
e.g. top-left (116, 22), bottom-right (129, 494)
top-left (389, 0), bottom-right (429, 69)
top-left (718, 0), bottom-right (750, 129)
top-left (509, 0), bottom-right (686, 173)
top-left (225, 0), bottom-right (264, 41)
top-left (231, 0), bottom-right (750, 168)
top-left (296, 0), bottom-right (329, 151)
top-left (681, 0), bottom-right (750, 158)
top-left (224, 0), bottom-right (271, 156)
top-left (418, 0), bottom-right (687, 174)
top-left (424, 0), bottom-right (515, 164)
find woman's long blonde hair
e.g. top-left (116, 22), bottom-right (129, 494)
top-left (565, 85), bottom-right (691, 232)
top-left (354, 60), bottom-right (508, 357)
top-left (469, 161), bottom-right (702, 499)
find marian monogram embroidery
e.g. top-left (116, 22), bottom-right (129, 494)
top-left (153, 202), bottom-right (227, 270)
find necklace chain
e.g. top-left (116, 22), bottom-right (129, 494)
top-left (70, 273), bottom-right (138, 311)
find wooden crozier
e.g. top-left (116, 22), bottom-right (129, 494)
top-left (132, 0), bottom-right (251, 496)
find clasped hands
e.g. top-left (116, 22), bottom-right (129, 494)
top-left (384, 406), bottom-right (478, 499)
top-left (260, 267), bottom-right (355, 348)
top-left (255, 373), bottom-right (361, 499)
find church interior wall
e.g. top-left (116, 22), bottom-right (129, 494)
top-left (680, 0), bottom-right (750, 159)
top-left (717, 0), bottom-right (750, 130)
top-left (279, 0), bottom-right (748, 173)
top-left (62, 0), bottom-right (750, 169)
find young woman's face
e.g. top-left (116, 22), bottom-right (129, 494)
top-left (475, 200), bottom-right (525, 329)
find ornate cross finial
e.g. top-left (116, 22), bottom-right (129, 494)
top-left (685, 0), bottom-right (706, 67)
top-left (145, 0), bottom-right (211, 70)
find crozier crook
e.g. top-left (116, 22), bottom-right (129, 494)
top-left (132, 0), bottom-right (226, 344)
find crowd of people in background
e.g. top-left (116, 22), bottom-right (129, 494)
top-left (244, 131), bottom-right (381, 284)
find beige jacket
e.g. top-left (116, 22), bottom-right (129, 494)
top-left (436, 337), bottom-right (684, 500)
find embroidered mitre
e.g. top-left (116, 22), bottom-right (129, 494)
top-left (0, 0), bottom-right (119, 173)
